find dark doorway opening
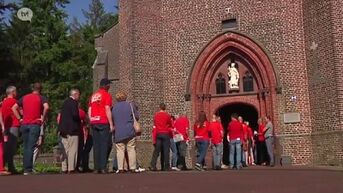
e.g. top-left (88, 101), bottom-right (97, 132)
top-left (217, 103), bottom-right (259, 165)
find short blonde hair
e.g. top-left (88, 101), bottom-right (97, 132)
top-left (115, 91), bottom-right (127, 102)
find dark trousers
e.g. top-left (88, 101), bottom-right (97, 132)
top-left (176, 141), bottom-right (187, 170)
top-left (77, 135), bottom-right (93, 171)
top-left (150, 134), bottom-right (170, 170)
top-left (4, 128), bottom-right (18, 172)
top-left (20, 125), bottom-right (40, 172)
top-left (91, 124), bottom-right (110, 171)
top-left (256, 140), bottom-right (268, 165)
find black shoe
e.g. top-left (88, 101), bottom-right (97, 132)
top-left (195, 163), bottom-right (204, 171)
top-left (93, 170), bottom-right (101, 174)
top-left (269, 164), bottom-right (275, 167)
top-left (100, 170), bottom-right (108, 174)
top-left (214, 166), bottom-right (222, 170)
top-left (148, 167), bottom-right (157, 171)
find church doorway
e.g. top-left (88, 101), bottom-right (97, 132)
top-left (217, 103), bottom-right (259, 165)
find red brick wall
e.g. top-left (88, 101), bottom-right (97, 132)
top-left (160, 0), bottom-right (312, 165)
top-left (303, 0), bottom-right (343, 166)
top-left (111, 0), bottom-right (343, 166)
top-left (117, 1), bottom-right (166, 165)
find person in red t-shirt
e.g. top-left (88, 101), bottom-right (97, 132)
top-left (239, 116), bottom-right (248, 167)
top-left (88, 78), bottom-right (114, 174)
top-left (174, 114), bottom-right (190, 170)
top-left (227, 113), bottom-right (243, 169)
top-left (0, 99), bottom-right (10, 175)
top-left (245, 121), bottom-right (255, 166)
top-left (12, 83), bottom-right (49, 175)
top-left (77, 107), bottom-right (92, 172)
top-left (150, 103), bottom-right (172, 171)
top-left (2, 86), bottom-right (20, 173)
top-left (194, 111), bottom-right (210, 171)
top-left (209, 114), bottom-right (224, 170)
top-left (256, 118), bottom-right (267, 165)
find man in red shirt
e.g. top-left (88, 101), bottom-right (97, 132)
top-left (174, 114), bottom-right (190, 170)
top-left (227, 113), bottom-right (243, 169)
top-left (0, 100), bottom-right (10, 175)
top-left (150, 103), bottom-right (172, 171)
top-left (88, 78), bottom-right (114, 174)
top-left (209, 114), bottom-right (224, 170)
top-left (2, 86), bottom-right (20, 173)
top-left (12, 83), bottom-right (49, 175)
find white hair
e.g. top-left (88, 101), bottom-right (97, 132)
top-left (6, 86), bottom-right (16, 95)
top-left (69, 88), bottom-right (80, 96)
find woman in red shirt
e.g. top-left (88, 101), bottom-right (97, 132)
top-left (194, 111), bottom-right (210, 171)
top-left (256, 118), bottom-right (267, 165)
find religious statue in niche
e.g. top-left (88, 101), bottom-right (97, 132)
top-left (228, 62), bottom-right (239, 90)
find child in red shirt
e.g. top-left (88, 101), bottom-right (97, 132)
top-left (209, 114), bottom-right (224, 170)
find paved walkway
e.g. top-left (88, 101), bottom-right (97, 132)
top-left (0, 167), bottom-right (342, 193)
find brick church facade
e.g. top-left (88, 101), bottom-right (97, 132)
top-left (93, 0), bottom-right (343, 166)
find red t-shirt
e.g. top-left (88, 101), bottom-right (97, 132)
top-left (247, 126), bottom-right (253, 139)
top-left (194, 121), bottom-right (210, 141)
top-left (79, 108), bottom-right (89, 140)
top-left (18, 93), bottom-right (48, 125)
top-left (209, 121), bottom-right (224, 145)
top-left (153, 111), bottom-right (172, 135)
top-left (227, 119), bottom-right (243, 141)
top-left (258, 124), bottom-right (266, 141)
top-left (242, 123), bottom-right (249, 142)
top-left (89, 89), bottom-right (112, 124)
top-left (174, 116), bottom-right (190, 141)
top-left (1, 97), bottom-right (20, 129)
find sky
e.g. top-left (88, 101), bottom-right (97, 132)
top-left (3, 0), bottom-right (118, 24)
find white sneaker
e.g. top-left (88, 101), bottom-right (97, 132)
top-left (221, 164), bottom-right (229, 169)
top-left (171, 167), bottom-right (181, 171)
top-left (137, 167), bottom-right (146, 172)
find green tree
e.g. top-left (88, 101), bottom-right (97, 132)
top-left (0, 0), bottom-right (118, 153)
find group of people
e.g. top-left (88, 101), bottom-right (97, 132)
top-left (0, 77), bottom-right (274, 175)
top-left (0, 83), bottom-right (49, 175)
top-left (150, 106), bottom-right (275, 172)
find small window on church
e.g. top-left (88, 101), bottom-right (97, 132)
top-left (243, 71), bottom-right (254, 92)
top-left (222, 18), bottom-right (238, 30)
top-left (216, 73), bottom-right (227, 94)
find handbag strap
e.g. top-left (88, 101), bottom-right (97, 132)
top-left (129, 103), bottom-right (137, 122)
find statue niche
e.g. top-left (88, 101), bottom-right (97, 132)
top-left (228, 62), bottom-right (240, 90)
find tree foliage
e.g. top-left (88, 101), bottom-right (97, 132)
top-left (0, 0), bottom-right (118, 153)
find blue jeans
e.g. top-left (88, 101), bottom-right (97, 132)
top-left (92, 124), bottom-right (110, 171)
top-left (170, 139), bottom-right (177, 167)
top-left (229, 139), bottom-right (242, 168)
top-left (20, 125), bottom-right (40, 172)
top-left (212, 143), bottom-right (223, 168)
top-left (265, 136), bottom-right (274, 165)
top-left (196, 140), bottom-right (209, 166)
